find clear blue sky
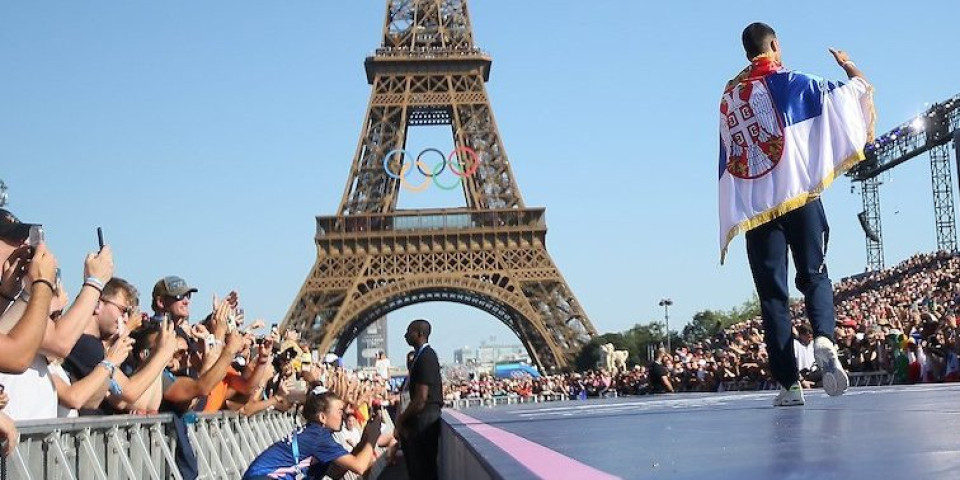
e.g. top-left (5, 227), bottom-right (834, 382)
top-left (2, 1), bottom-right (957, 366)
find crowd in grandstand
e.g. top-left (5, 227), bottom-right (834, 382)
top-left (0, 208), bottom-right (396, 478)
top-left (444, 251), bottom-right (960, 402)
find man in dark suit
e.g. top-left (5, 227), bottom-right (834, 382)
top-left (395, 319), bottom-right (442, 480)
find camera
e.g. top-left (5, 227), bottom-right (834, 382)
top-left (144, 312), bottom-right (169, 328)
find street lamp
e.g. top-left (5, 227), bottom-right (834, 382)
top-left (658, 298), bottom-right (673, 353)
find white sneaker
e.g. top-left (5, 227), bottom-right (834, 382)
top-left (773, 382), bottom-right (805, 407)
top-left (814, 336), bottom-right (849, 396)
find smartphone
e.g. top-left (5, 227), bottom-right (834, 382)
top-left (97, 227), bottom-right (104, 251)
top-left (147, 312), bottom-right (169, 327)
top-left (27, 225), bottom-right (44, 247)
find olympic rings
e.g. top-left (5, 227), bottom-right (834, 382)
top-left (382, 147), bottom-right (481, 192)
top-left (416, 148), bottom-right (446, 177)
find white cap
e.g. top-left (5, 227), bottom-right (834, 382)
top-left (323, 353), bottom-right (339, 364)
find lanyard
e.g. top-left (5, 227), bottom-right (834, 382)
top-left (291, 430), bottom-right (303, 479)
top-left (402, 344), bottom-right (430, 394)
top-left (412, 343), bottom-right (430, 367)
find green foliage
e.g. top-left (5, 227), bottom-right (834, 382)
top-left (578, 295), bottom-right (761, 370)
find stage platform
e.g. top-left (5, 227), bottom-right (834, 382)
top-left (438, 384), bottom-right (960, 479)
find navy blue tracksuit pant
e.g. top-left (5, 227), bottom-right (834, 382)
top-left (745, 199), bottom-right (836, 388)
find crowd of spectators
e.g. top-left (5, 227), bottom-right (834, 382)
top-left (0, 208), bottom-right (397, 478)
top-left (443, 251), bottom-right (960, 402)
top-left (5, 204), bottom-right (959, 473)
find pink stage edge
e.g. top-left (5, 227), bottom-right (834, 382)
top-left (445, 409), bottom-right (621, 480)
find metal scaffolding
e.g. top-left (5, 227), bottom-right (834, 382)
top-left (847, 94), bottom-right (960, 269)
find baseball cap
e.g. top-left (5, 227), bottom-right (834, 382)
top-left (323, 353), bottom-right (339, 364)
top-left (152, 275), bottom-right (198, 298)
top-left (0, 208), bottom-right (38, 242)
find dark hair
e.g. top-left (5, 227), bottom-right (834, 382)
top-left (302, 390), bottom-right (341, 423)
top-left (797, 325), bottom-right (812, 336)
top-left (103, 277), bottom-right (139, 307)
top-left (409, 319), bottom-right (432, 339)
top-left (273, 348), bottom-right (298, 371)
top-left (127, 322), bottom-right (164, 370)
top-left (741, 22), bottom-right (776, 58)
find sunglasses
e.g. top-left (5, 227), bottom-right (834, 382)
top-left (101, 298), bottom-right (135, 317)
top-left (166, 292), bottom-right (192, 302)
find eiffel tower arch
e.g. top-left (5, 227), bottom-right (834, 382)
top-left (282, 0), bottom-right (596, 371)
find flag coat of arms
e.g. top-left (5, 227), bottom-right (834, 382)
top-left (718, 65), bottom-right (875, 263)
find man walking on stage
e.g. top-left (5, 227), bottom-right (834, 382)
top-left (718, 23), bottom-right (875, 406)
top-left (395, 319), bottom-right (443, 479)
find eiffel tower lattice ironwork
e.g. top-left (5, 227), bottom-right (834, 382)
top-left (281, 0), bottom-right (596, 371)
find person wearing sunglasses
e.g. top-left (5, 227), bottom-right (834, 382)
top-left (150, 275), bottom-right (205, 370)
top-left (61, 278), bottom-right (177, 415)
top-left (151, 275), bottom-right (198, 333)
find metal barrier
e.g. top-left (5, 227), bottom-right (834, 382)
top-left (444, 393), bottom-right (572, 410)
top-left (2, 409), bottom-right (393, 480)
top-left (2, 413), bottom-right (180, 480)
top-left (189, 411), bottom-right (299, 480)
top-left (445, 372), bottom-right (901, 410)
top-left (848, 371), bottom-right (896, 387)
top-left (1, 411), bottom-right (297, 480)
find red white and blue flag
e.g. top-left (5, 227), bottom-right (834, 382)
top-left (718, 59), bottom-right (875, 263)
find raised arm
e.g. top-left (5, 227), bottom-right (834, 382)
top-left (164, 331), bottom-right (242, 405)
top-left (0, 245), bottom-right (56, 373)
top-left (41, 247), bottom-right (114, 358)
top-left (53, 335), bottom-right (133, 409)
top-left (829, 48), bottom-right (865, 81)
top-left (332, 412), bottom-right (381, 474)
top-left (111, 319), bottom-right (177, 407)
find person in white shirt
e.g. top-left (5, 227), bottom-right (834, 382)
top-left (794, 325), bottom-right (817, 388)
top-left (374, 351), bottom-right (391, 380)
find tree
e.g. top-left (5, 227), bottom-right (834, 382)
top-left (682, 310), bottom-right (723, 344)
top-left (682, 295), bottom-right (762, 345)
top-left (622, 322), bottom-right (667, 365)
top-left (575, 294), bottom-right (762, 372)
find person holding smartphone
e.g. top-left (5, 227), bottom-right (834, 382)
top-left (0, 243), bottom-right (58, 374)
top-left (0, 208), bottom-right (43, 310)
top-left (244, 390), bottom-right (382, 480)
top-left (0, 209), bottom-right (115, 421)
top-left (0, 209), bottom-right (59, 374)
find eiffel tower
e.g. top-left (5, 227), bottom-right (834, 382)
top-left (282, 0), bottom-right (596, 371)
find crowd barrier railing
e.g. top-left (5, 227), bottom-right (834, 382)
top-left (189, 411), bottom-right (299, 480)
top-left (444, 392), bottom-right (572, 410)
top-left (3, 409), bottom-right (392, 480)
top-left (3, 413), bottom-right (180, 480)
top-left (444, 371), bottom-right (900, 409)
top-left (2, 411), bottom-right (297, 480)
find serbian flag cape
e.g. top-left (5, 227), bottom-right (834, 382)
top-left (718, 58), bottom-right (875, 263)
